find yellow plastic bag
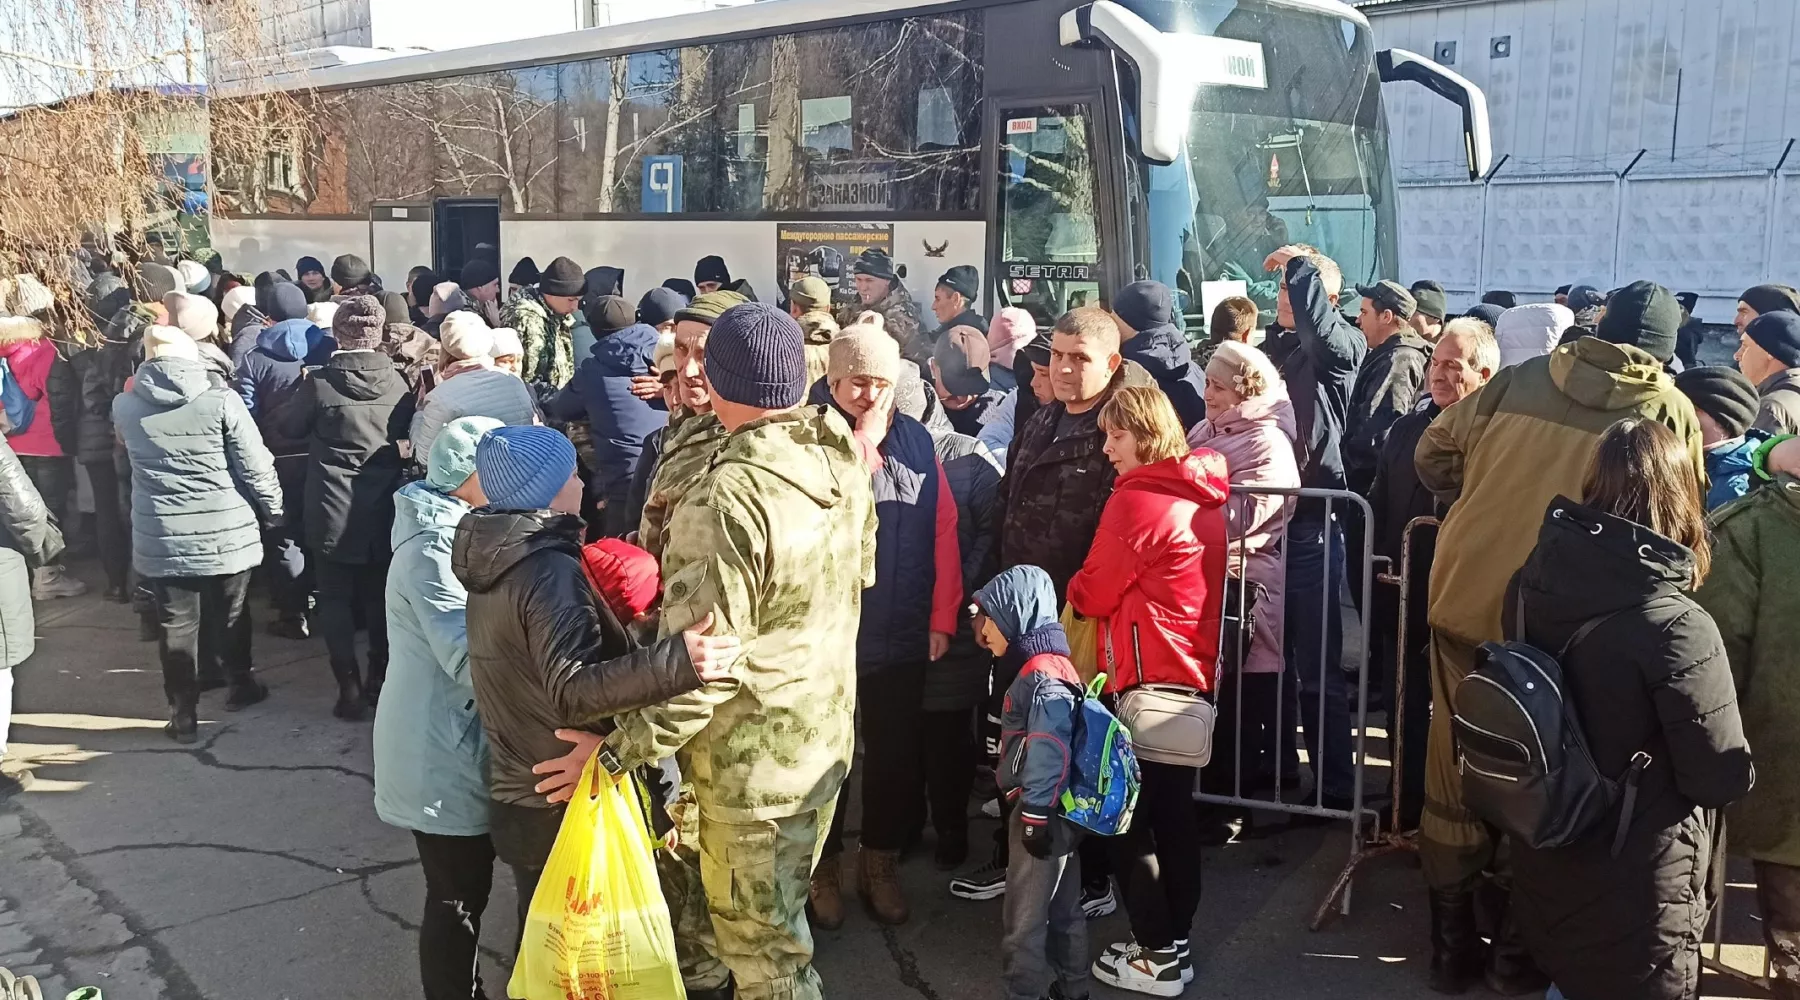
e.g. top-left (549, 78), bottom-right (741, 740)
top-left (1060, 602), bottom-right (1101, 685)
top-left (508, 754), bottom-right (685, 1000)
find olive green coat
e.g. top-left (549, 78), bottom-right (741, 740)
top-left (1698, 476), bottom-right (1800, 865)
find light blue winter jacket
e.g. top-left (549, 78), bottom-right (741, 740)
top-left (373, 481), bottom-right (489, 836)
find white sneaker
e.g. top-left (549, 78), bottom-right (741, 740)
top-left (1099, 938), bottom-right (1193, 984)
top-left (32, 565), bottom-right (87, 600)
top-left (1093, 941), bottom-right (1185, 996)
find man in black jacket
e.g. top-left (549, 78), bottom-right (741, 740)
top-left (275, 296), bottom-right (414, 720)
top-left (1346, 280), bottom-right (1430, 498)
top-left (1258, 245), bottom-right (1366, 810)
top-left (1111, 279), bottom-right (1206, 429)
top-left (449, 425), bottom-right (737, 959)
top-left (1366, 319), bottom-right (1497, 831)
top-left (931, 265), bottom-right (987, 337)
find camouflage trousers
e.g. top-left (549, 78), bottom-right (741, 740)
top-left (658, 787), bottom-right (729, 992)
top-left (688, 802), bottom-right (836, 1000)
top-left (1757, 861), bottom-right (1800, 1000)
top-left (1420, 630), bottom-right (1503, 891)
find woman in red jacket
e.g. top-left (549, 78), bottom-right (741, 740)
top-left (1069, 384), bottom-right (1229, 995)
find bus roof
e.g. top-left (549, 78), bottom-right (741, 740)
top-left (221, 0), bottom-right (1368, 98)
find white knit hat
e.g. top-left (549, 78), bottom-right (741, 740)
top-left (439, 311), bottom-right (495, 362)
top-left (177, 259), bottom-right (211, 294)
top-left (162, 291), bottom-right (219, 343)
top-left (8, 274), bottom-right (53, 317)
top-left (828, 319), bottom-right (902, 385)
top-left (220, 285), bottom-right (256, 324)
top-left (489, 327), bottom-right (524, 360)
top-left (307, 302), bottom-right (338, 330)
top-left (143, 324), bottom-right (200, 361)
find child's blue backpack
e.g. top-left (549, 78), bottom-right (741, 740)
top-left (1059, 674), bottom-right (1141, 836)
top-left (0, 357), bottom-right (34, 436)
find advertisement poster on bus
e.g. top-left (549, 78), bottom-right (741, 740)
top-left (775, 222), bottom-right (893, 308)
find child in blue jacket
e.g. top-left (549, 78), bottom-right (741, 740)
top-left (974, 565), bottom-right (1090, 1000)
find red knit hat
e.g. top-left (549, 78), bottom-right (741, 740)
top-left (580, 539), bottom-right (660, 622)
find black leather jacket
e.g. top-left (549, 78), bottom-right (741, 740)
top-left (451, 508), bottom-right (700, 807)
top-left (0, 437), bottom-right (63, 569)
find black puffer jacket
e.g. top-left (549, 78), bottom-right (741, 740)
top-left (1504, 497), bottom-right (1753, 1000)
top-left (925, 431), bottom-right (1000, 711)
top-left (274, 351), bottom-right (414, 563)
top-left (76, 308), bottom-right (149, 465)
top-left (451, 508), bottom-right (701, 808)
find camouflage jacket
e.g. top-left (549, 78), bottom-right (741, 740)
top-left (840, 286), bottom-right (925, 362)
top-left (637, 407), bottom-right (728, 562)
top-left (999, 360), bottom-right (1155, 601)
top-left (500, 287), bottom-right (576, 390)
top-left (607, 404), bottom-right (878, 822)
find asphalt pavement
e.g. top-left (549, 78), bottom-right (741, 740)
top-left (0, 571), bottom-right (1771, 999)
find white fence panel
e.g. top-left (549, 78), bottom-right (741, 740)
top-left (1396, 182), bottom-right (1483, 291)
top-left (1484, 179), bottom-right (1618, 292)
top-left (1619, 175), bottom-right (1770, 295)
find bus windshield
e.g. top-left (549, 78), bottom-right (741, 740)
top-left (1122, 0), bottom-right (1399, 327)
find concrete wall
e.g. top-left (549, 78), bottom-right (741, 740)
top-left (1366, 0), bottom-right (1800, 321)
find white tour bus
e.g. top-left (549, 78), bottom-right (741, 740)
top-left (213, 0), bottom-right (1488, 329)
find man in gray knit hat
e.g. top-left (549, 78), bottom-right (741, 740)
top-left (602, 302), bottom-right (877, 1000)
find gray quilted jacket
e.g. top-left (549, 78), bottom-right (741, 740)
top-left (114, 358), bottom-right (283, 579)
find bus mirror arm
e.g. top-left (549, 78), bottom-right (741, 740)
top-left (1061, 1), bottom-right (1193, 165)
top-left (1378, 48), bottom-right (1493, 182)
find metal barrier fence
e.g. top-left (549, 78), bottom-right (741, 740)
top-left (1193, 486), bottom-right (1381, 927)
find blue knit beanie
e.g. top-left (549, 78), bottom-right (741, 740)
top-left (703, 302), bottom-right (807, 409)
top-left (476, 426), bottom-right (578, 511)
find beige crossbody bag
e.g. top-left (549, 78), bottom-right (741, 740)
top-left (1109, 621), bottom-right (1217, 768)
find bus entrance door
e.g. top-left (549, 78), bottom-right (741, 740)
top-left (992, 104), bottom-right (1107, 328)
top-left (432, 198), bottom-right (500, 281)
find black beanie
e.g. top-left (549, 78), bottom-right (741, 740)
top-left (663, 278), bottom-right (697, 299)
top-left (1746, 311), bottom-right (1800, 369)
top-left (508, 256), bottom-right (540, 287)
top-left (1596, 280), bottom-right (1681, 362)
top-left (1465, 303), bottom-right (1505, 328)
top-left (268, 281), bottom-right (309, 322)
top-left (584, 294), bottom-right (635, 334)
top-left (637, 287), bottom-right (685, 328)
top-left (936, 265), bottom-right (979, 303)
top-left (460, 257), bottom-right (500, 290)
top-left (410, 271), bottom-right (438, 307)
top-left (1482, 290), bottom-right (1517, 309)
top-left (694, 255), bottom-right (731, 287)
top-left (1675, 366), bottom-right (1760, 438)
top-left (539, 256), bottom-right (587, 297)
top-left (1410, 280), bottom-right (1448, 321)
top-left (585, 266), bottom-right (624, 301)
top-left (1739, 284), bottom-right (1800, 318)
top-left (704, 303), bottom-right (807, 408)
top-left (330, 253), bottom-right (371, 289)
top-left (1113, 280), bottom-right (1174, 331)
top-left (296, 255), bottom-right (325, 278)
top-left (853, 248), bottom-right (901, 282)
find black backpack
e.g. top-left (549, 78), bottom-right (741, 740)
top-left (1451, 595), bottom-right (1653, 857)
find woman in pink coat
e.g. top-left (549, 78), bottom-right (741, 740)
top-left (1186, 340), bottom-right (1298, 813)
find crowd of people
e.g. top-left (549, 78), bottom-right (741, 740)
top-left (4, 236), bottom-right (1800, 1000)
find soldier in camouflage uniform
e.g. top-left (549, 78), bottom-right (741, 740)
top-left (605, 302), bottom-right (877, 1000)
top-left (500, 255), bottom-right (585, 390)
top-left (841, 248), bottom-right (926, 363)
top-left (637, 290), bottom-right (745, 561)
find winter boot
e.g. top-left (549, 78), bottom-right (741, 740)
top-left (225, 679), bottom-right (269, 712)
top-left (331, 661), bottom-right (367, 721)
top-left (165, 707), bottom-right (199, 745)
top-left (858, 847), bottom-right (910, 925)
top-left (1427, 888), bottom-right (1485, 994)
top-left (1484, 887), bottom-right (1550, 996)
top-left (808, 853), bottom-right (844, 931)
top-left (265, 614), bottom-right (310, 640)
top-left (364, 656), bottom-right (387, 708)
